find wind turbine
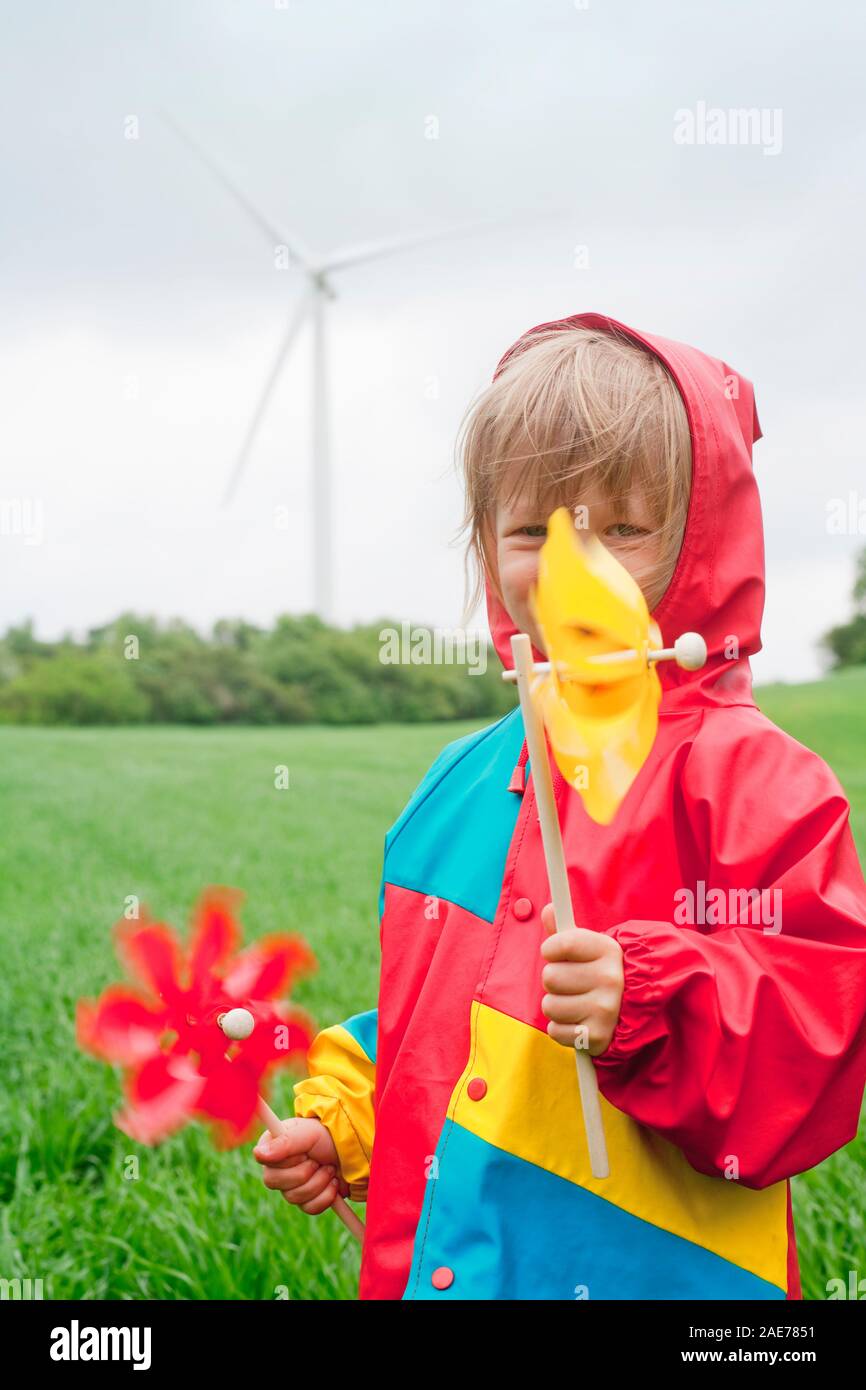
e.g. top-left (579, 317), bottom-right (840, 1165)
top-left (164, 115), bottom-right (546, 621)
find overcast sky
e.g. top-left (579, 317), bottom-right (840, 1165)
top-left (2, 0), bottom-right (864, 682)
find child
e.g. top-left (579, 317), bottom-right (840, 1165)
top-left (254, 312), bottom-right (866, 1301)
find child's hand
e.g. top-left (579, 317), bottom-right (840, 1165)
top-left (540, 903), bottom-right (624, 1056)
top-left (253, 1117), bottom-right (347, 1215)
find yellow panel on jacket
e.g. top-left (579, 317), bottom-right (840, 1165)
top-left (448, 1001), bottom-right (788, 1292)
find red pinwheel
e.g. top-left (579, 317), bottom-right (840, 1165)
top-left (78, 887), bottom-right (365, 1243)
top-left (76, 887), bottom-right (315, 1147)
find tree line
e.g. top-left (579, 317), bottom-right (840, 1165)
top-left (2, 547), bottom-right (862, 726)
top-left (0, 613), bottom-right (517, 725)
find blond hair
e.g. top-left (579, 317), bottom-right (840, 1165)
top-left (456, 326), bottom-right (692, 620)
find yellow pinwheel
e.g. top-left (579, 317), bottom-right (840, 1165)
top-left (502, 508), bottom-right (705, 1180)
top-left (529, 506), bottom-right (663, 825)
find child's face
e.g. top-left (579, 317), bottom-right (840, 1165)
top-left (492, 483), bottom-right (663, 655)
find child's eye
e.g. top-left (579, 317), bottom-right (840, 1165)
top-left (516, 524), bottom-right (547, 538)
top-left (605, 522), bottom-right (648, 540)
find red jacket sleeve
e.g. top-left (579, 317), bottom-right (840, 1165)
top-left (594, 710), bottom-right (866, 1189)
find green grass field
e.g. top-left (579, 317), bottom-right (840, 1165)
top-left (1, 668), bottom-right (865, 1301)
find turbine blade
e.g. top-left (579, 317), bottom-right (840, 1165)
top-left (319, 209), bottom-right (567, 275)
top-left (222, 293), bottom-right (312, 505)
top-left (162, 111), bottom-right (315, 272)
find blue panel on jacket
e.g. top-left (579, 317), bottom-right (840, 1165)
top-left (402, 1121), bottom-right (787, 1301)
top-left (339, 1009), bottom-right (378, 1063)
top-left (381, 708), bottom-right (525, 924)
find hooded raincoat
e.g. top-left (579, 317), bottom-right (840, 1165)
top-left (293, 312), bottom-right (866, 1301)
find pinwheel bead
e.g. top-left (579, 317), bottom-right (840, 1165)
top-left (219, 1007), bottom-right (255, 1040)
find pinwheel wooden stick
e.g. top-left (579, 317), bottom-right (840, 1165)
top-left (510, 633), bottom-right (611, 1178)
top-left (219, 1008), bottom-right (365, 1244)
top-left (256, 1098), bottom-right (365, 1243)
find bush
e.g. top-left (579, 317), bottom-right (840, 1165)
top-left (0, 652), bottom-right (151, 725)
top-left (821, 549), bottom-right (866, 670)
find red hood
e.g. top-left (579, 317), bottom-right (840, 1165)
top-left (485, 311), bottom-right (764, 711)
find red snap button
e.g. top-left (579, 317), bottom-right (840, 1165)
top-left (467, 1076), bottom-right (487, 1101)
top-left (513, 897), bottom-right (533, 920)
top-left (431, 1266), bottom-right (454, 1290)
